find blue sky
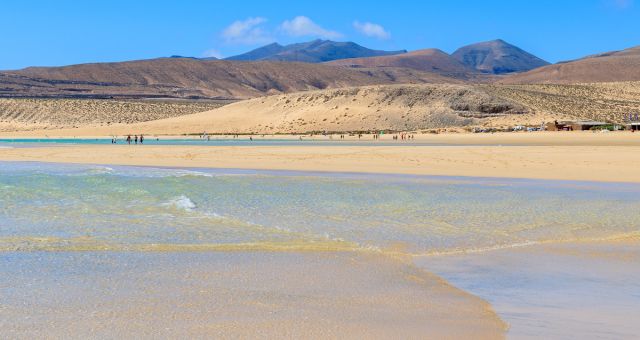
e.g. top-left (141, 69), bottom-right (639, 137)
top-left (1, 0), bottom-right (638, 69)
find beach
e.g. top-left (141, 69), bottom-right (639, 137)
top-left (1, 132), bottom-right (640, 183)
top-left (1, 133), bottom-right (639, 338)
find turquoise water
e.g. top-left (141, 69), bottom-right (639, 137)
top-left (1, 162), bottom-right (638, 254)
top-left (2, 161), bottom-right (640, 337)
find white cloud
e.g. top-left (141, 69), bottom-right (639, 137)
top-left (221, 17), bottom-right (272, 45)
top-left (353, 21), bottom-right (390, 40)
top-left (201, 49), bottom-right (223, 59)
top-left (280, 16), bottom-right (342, 39)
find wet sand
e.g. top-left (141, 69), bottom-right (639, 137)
top-left (0, 251), bottom-right (505, 339)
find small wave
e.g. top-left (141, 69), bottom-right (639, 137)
top-left (87, 166), bottom-right (114, 175)
top-left (163, 195), bottom-right (197, 212)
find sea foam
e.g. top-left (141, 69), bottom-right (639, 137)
top-left (163, 195), bottom-right (197, 212)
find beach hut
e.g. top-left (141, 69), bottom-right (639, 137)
top-left (546, 121), bottom-right (573, 131)
top-left (628, 123), bottom-right (640, 131)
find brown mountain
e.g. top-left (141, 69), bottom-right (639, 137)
top-left (452, 39), bottom-right (549, 74)
top-left (499, 46), bottom-right (640, 84)
top-left (226, 40), bottom-right (406, 63)
top-left (0, 58), bottom-right (462, 100)
top-left (325, 49), bottom-right (477, 80)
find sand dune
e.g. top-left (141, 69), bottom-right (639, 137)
top-left (59, 84), bottom-right (531, 135)
top-left (2, 82), bottom-right (639, 135)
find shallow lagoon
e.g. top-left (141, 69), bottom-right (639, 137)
top-left (1, 162), bottom-right (638, 338)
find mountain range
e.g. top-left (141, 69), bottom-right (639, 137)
top-left (1, 39), bottom-right (639, 100)
top-left (225, 39), bottom-right (406, 63)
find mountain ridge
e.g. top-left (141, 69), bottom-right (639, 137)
top-left (226, 39), bottom-right (406, 63)
top-left (452, 39), bottom-right (550, 74)
top-left (500, 45), bottom-right (640, 84)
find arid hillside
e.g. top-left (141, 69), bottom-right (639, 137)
top-left (0, 98), bottom-right (227, 132)
top-left (482, 82), bottom-right (640, 123)
top-left (326, 49), bottom-right (476, 79)
top-left (67, 84), bottom-right (533, 135)
top-left (3, 82), bottom-right (639, 135)
top-left (500, 46), bottom-right (640, 84)
top-left (0, 58), bottom-right (461, 100)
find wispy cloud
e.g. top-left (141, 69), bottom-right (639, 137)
top-left (280, 16), bottom-right (342, 39)
top-left (353, 21), bottom-right (390, 40)
top-left (201, 49), bottom-right (223, 59)
top-left (221, 17), bottom-right (272, 45)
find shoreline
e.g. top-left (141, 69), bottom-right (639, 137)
top-left (1, 143), bottom-right (640, 183)
top-left (3, 130), bottom-right (640, 146)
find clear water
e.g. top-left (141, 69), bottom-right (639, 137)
top-left (2, 161), bottom-right (640, 337)
top-left (1, 162), bottom-right (638, 254)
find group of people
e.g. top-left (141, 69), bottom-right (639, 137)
top-left (110, 135), bottom-right (144, 144)
top-left (392, 133), bottom-right (414, 140)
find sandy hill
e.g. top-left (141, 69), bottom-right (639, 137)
top-left (0, 58), bottom-right (463, 100)
top-left (482, 82), bottom-right (640, 123)
top-left (499, 46), bottom-right (640, 84)
top-left (54, 84), bottom-right (533, 136)
top-left (325, 49), bottom-right (477, 79)
top-left (0, 98), bottom-right (227, 132)
top-left (452, 39), bottom-right (549, 74)
top-left (226, 40), bottom-right (406, 63)
top-left (3, 81), bottom-right (638, 135)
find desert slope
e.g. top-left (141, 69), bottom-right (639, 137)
top-left (326, 49), bottom-right (474, 78)
top-left (32, 84), bottom-right (529, 135)
top-left (0, 98), bottom-right (227, 132)
top-left (0, 58), bottom-right (414, 99)
top-left (482, 82), bottom-right (640, 122)
top-left (4, 82), bottom-right (639, 136)
top-left (500, 46), bottom-right (640, 84)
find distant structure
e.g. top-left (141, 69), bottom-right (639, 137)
top-left (546, 120), bottom-right (608, 131)
top-left (628, 113), bottom-right (640, 131)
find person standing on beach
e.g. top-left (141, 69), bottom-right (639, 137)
top-left (134, 135), bottom-right (138, 144)
top-left (126, 135), bottom-right (131, 145)
top-left (140, 135), bottom-right (144, 144)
